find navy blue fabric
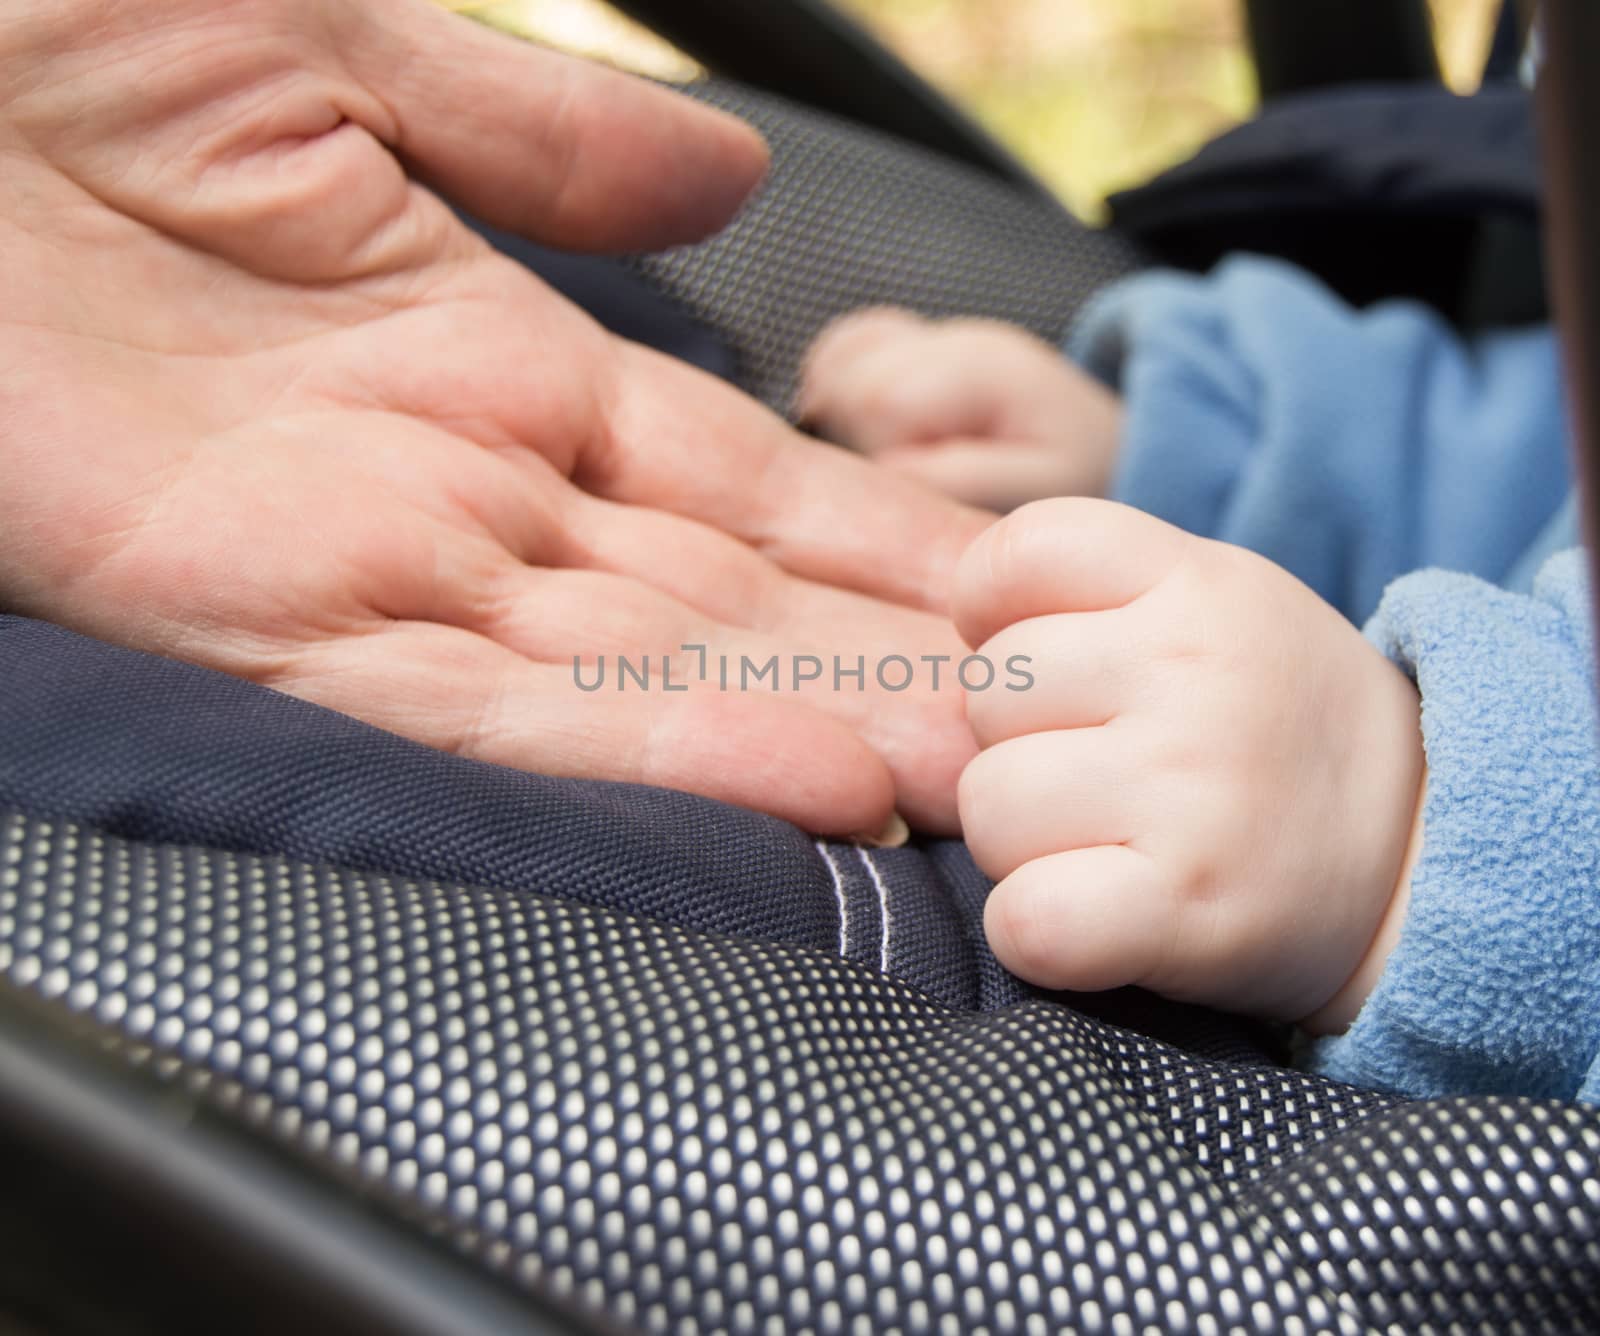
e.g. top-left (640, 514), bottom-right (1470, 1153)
top-left (463, 215), bottom-right (738, 383)
top-left (0, 616), bottom-right (982, 1002)
top-left (1105, 83), bottom-right (1542, 324)
top-left (0, 613), bottom-right (1280, 1058)
top-left (1109, 84), bottom-right (1539, 233)
top-left (1482, 0), bottom-right (1525, 84)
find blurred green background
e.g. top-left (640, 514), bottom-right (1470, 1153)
top-left (443, 0), bottom-right (1501, 220)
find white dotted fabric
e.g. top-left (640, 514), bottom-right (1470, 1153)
top-left (628, 79), bottom-right (1146, 416)
top-left (2, 811), bottom-right (1597, 1333)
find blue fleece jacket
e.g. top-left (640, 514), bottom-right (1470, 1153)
top-left (1068, 256), bottom-right (1600, 1103)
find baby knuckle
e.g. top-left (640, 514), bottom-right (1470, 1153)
top-left (955, 760), bottom-right (993, 834)
top-left (985, 879), bottom-right (1061, 982)
top-left (956, 757), bottom-right (1020, 878)
top-left (1166, 850), bottom-right (1226, 911)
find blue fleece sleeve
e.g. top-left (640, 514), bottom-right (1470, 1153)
top-left (1304, 549), bottom-right (1600, 1102)
top-left (1068, 256), bottom-right (1572, 624)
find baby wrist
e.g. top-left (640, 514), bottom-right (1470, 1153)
top-left (1299, 762), bottom-right (1428, 1037)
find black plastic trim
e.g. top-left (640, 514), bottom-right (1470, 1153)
top-left (605, 0), bottom-right (1051, 195)
top-left (1537, 3), bottom-right (1600, 667)
top-left (1244, 0), bottom-right (1439, 98)
top-left (0, 979), bottom-right (611, 1336)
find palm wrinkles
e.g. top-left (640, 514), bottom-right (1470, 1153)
top-left (0, 0), bottom-right (991, 836)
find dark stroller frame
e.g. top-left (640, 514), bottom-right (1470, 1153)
top-left (0, 4), bottom-right (1597, 1334)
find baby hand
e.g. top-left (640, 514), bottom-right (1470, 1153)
top-left (797, 307), bottom-right (1123, 511)
top-left (954, 499), bottom-right (1426, 1024)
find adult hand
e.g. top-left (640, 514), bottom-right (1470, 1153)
top-left (0, 0), bottom-right (988, 836)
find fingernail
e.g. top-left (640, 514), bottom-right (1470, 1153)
top-left (852, 811), bottom-right (909, 849)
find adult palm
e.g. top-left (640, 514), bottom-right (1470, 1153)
top-left (0, 0), bottom-right (987, 835)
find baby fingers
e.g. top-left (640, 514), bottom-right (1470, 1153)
top-left (983, 845), bottom-right (1173, 993)
top-left (959, 728), bottom-right (1142, 879)
top-left (964, 610), bottom-right (1150, 746)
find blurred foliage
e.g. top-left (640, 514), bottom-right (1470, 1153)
top-left (443, 0), bottom-right (1503, 221)
top-left (438, 0), bottom-right (699, 79)
top-left (831, 0), bottom-right (1501, 218)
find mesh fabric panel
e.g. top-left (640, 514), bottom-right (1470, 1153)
top-left (627, 80), bottom-right (1146, 414)
top-left (3, 810), bottom-right (1598, 1334)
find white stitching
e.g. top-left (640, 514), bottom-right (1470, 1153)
top-left (814, 840), bottom-right (848, 956)
top-left (854, 847), bottom-right (891, 974)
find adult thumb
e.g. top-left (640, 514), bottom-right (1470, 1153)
top-left (344, 0), bottom-right (770, 251)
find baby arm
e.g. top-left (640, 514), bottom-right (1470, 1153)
top-left (797, 308), bottom-right (1123, 511)
top-left (801, 263), bottom-right (1570, 623)
top-left (958, 501), bottom-right (1600, 1100)
top-left (1307, 549), bottom-right (1600, 1100)
top-left (1072, 257), bottom-right (1571, 624)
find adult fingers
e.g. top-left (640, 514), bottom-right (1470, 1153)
top-left (983, 845), bottom-right (1173, 992)
top-left (586, 341), bottom-right (994, 613)
top-left (270, 617), bottom-right (899, 839)
top-left (952, 498), bottom-right (1188, 648)
top-left (347, 0), bottom-right (770, 251)
top-left (471, 556), bottom-right (974, 834)
top-left (238, 409), bottom-right (977, 833)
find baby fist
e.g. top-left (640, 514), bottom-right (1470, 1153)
top-left (797, 308), bottom-right (1123, 510)
top-left (954, 499), bottom-right (1425, 1022)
